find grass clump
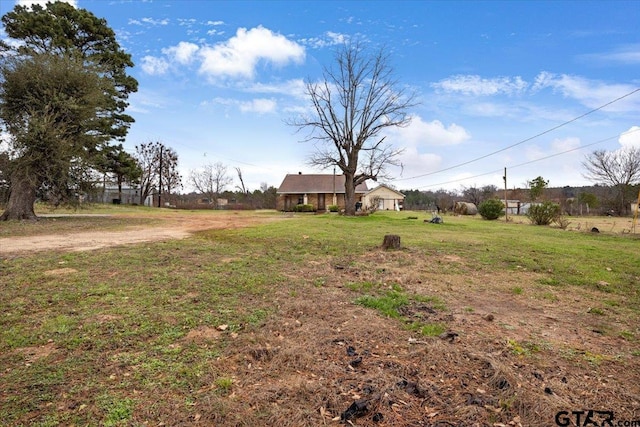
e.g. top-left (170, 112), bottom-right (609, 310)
top-left (98, 394), bottom-right (135, 427)
top-left (354, 287), bottom-right (448, 337)
top-left (215, 377), bottom-right (233, 394)
top-left (413, 322), bottom-right (447, 337)
top-left (507, 339), bottom-right (541, 356)
top-left (355, 290), bottom-right (408, 319)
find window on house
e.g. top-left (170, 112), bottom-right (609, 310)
top-left (298, 196), bottom-right (304, 205)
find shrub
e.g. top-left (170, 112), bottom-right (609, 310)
top-left (478, 199), bottom-right (504, 220)
top-left (554, 215), bottom-right (571, 229)
top-left (527, 201), bottom-right (560, 225)
top-left (293, 203), bottom-right (315, 212)
top-left (328, 204), bottom-right (339, 212)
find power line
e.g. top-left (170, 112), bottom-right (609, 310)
top-left (395, 87), bottom-right (640, 182)
top-left (406, 128), bottom-right (640, 190)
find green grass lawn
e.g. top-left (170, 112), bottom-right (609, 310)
top-left (1, 209), bottom-right (638, 426)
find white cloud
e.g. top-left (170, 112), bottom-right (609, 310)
top-left (162, 42), bottom-right (199, 65)
top-left (239, 98), bottom-right (277, 114)
top-left (524, 145), bottom-right (545, 162)
top-left (16, 0), bottom-right (77, 7)
top-left (129, 17), bottom-right (169, 26)
top-left (300, 31), bottom-right (348, 48)
top-left (140, 55), bottom-right (169, 75)
top-left (137, 26), bottom-right (304, 81)
top-left (399, 149), bottom-right (442, 174)
top-left (392, 115), bottom-right (471, 147)
top-left (531, 72), bottom-right (639, 112)
top-left (551, 136), bottom-right (581, 153)
top-left (619, 126), bottom-right (640, 148)
top-left (244, 79), bottom-right (307, 98)
top-left (142, 17), bottom-right (169, 26)
top-left (432, 75), bottom-right (528, 96)
top-left (177, 18), bottom-right (196, 27)
top-left (202, 97), bottom-right (236, 108)
top-left (580, 44), bottom-right (640, 65)
top-left (201, 97), bottom-right (277, 115)
top-left (127, 89), bottom-right (171, 114)
top-left (198, 26), bottom-right (305, 79)
top-left (464, 102), bottom-right (512, 117)
top-left (524, 137), bottom-right (581, 162)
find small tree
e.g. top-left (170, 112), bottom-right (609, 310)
top-left (460, 184), bottom-right (497, 206)
top-left (527, 176), bottom-right (549, 202)
top-left (478, 199), bottom-right (504, 220)
top-left (461, 185), bottom-right (482, 206)
top-left (189, 162), bottom-right (232, 209)
top-left (96, 145), bottom-right (141, 202)
top-left (577, 192), bottom-right (599, 215)
top-left (527, 201), bottom-right (560, 225)
top-left (367, 196), bottom-right (382, 212)
top-left (434, 189), bottom-right (456, 213)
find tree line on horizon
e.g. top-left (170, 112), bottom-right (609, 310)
top-left (400, 183), bottom-right (638, 216)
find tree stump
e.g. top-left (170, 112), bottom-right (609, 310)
top-left (382, 234), bottom-right (401, 250)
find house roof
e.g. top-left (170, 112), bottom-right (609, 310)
top-left (277, 174), bottom-right (369, 194)
top-left (365, 184), bottom-right (405, 198)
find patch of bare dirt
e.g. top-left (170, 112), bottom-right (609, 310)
top-left (14, 342), bottom-right (57, 366)
top-left (43, 267), bottom-right (78, 275)
top-left (183, 326), bottom-right (223, 343)
top-left (0, 211), bottom-right (280, 254)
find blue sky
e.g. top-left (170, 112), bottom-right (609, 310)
top-left (3, 0), bottom-right (640, 193)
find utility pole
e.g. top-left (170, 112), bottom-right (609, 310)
top-left (503, 167), bottom-right (508, 222)
top-left (333, 167), bottom-right (337, 206)
top-left (158, 145), bottom-right (163, 208)
top-left (633, 189), bottom-right (640, 234)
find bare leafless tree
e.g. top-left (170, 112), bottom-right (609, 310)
top-left (582, 146), bottom-right (640, 214)
top-left (289, 41), bottom-right (416, 215)
top-left (189, 162), bottom-right (232, 209)
top-left (235, 167), bottom-right (248, 194)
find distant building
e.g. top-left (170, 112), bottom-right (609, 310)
top-left (504, 200), bottom-right (537, 215)
top-left (362, 184), bottom-right (405, 211)
top-left (95, 185), bottom-right (153, 206)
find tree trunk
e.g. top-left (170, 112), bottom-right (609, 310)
top-left (0, 170), bottom-right (38, 221)
top-left (382, 234), bottom-right (401, 250)
top-left (344, 172), bottom-right (356, 216)
top-left (117, 175), bottom-right (123, 202)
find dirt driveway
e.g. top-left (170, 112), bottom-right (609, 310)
top-left (0, 211), bottom-right (280, 254)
